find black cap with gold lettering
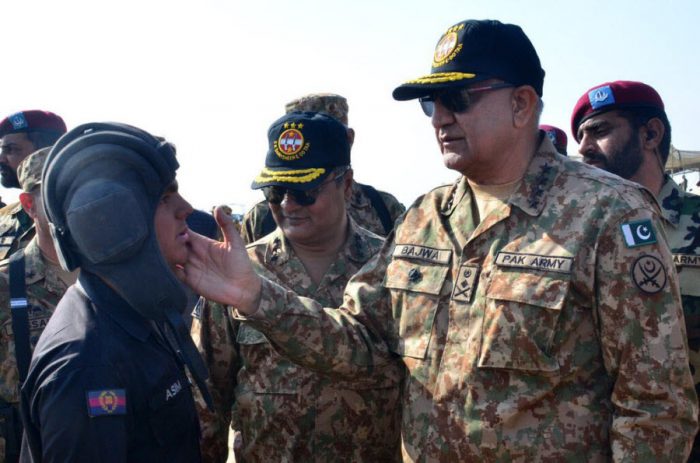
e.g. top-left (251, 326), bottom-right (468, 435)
top-left (393, 19), bottom-right (545, 100)
top-left (251, 111), bottom-right (350, 191)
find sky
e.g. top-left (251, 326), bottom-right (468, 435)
top-left (2, 0), bottom-right (698, 213)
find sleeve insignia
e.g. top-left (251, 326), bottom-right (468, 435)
top-left (620, 219), bottom-right (657, 248)
top-left (631, 255), bottom-right (667, 294)
top-left (87, 389), bottom-right (127, 417)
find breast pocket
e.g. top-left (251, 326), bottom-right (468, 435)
top-left (479, 271), bottom-right (569, 373)
top-left (147, 375), bottom-right (198, 447)
top-left (384, 258), bottom-right (449, 360)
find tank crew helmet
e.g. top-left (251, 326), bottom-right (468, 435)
top-left (42, 122), bottom-right (185, 321)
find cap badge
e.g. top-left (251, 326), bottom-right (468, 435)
top-left (9, 112), bottom-right (28, 130)
top-left (588, 85), bottom-right (615, 110)
top-left (545, 130), bottom-right (557, 144)
top-left (275, 122), bottom-right (310, 161)
top-left (432, 24), bottom-right (464, 67)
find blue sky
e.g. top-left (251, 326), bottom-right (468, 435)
top-left (2, 0), bottom-right (698, 210)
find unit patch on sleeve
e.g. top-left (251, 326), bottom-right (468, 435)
top-left (631, 255), bottom-right (667, 294)
top-left (495, 252), bottom-right (573, 274)
top-left (620, 219), bottom-right (657, 248)
top-left (393, 244), bottom-right (451, 265)
top-left (451, 263), bottom-right (480, 303)
top-left (86, 389), bottom-right (127, 417)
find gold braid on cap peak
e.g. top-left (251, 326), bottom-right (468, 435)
top-left (405, 72), bottom-right (476, 85)
top-left (255, 167), bottom-right (327, 184)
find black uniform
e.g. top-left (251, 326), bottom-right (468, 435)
top-left (19, 272), bottom-right (201, 462)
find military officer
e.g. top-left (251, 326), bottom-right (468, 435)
top-left (182, 20), bottom-right (698, 461)
top-left (0, 149), bottom-right (77, 462)
top-left (192, 111), bottom-right (402, 462)
top-left (572, 80), bottom-right (700, 460)
top-left (0, 111), bottom-right (66, 261)
top-left (240, 93), bottom-right (405, 242)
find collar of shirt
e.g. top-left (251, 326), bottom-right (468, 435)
top-left (443, 135), bottom-right (560, 218)
top-left (78, 271), bottom-right (151, 342)
top-left (348, 180), bottom-right (371, 209)
top-left (261, 216), bottom-right (376, 268)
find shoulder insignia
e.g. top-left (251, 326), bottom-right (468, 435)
top-left (631, 255), bottom-right (667, 294)
top-left (620, 219), bottom-right (657, 248)
top-left (86, 389), bottom-right (127, 417)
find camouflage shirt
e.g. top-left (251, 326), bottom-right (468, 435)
top-left (192, 219), bottom-right (403, 462)
top-left (240, 180), bottom-right (406, 243)
top-left (0, 238), bottom-right (75, 460)
top-left (239, 138), bottom-right (698, 462)
top-left (0, 203), bottom-right (34, 261)
top-left (657, 175), bottom-right (700, 461)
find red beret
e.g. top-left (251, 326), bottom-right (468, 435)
top-left (0, 110), bottom-right (67, 138)
top-left (570, 81), bottom-right (664, 142)
top-left (539, 124), bottom-right (567, 155)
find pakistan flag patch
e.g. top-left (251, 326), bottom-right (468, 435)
top-left (620, 220), bottom-right (657, 248)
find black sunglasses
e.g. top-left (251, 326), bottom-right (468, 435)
top-left (419, 82), bottom-right (515, 117)
top-left (262, 167), bottom-right (349, 207)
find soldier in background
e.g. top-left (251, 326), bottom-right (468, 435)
top-left (0, 111), bottom-right (67, 260)
top-left (182, 19), bottom-right (698, 461)
top-left (539, 124), bottom-right (568, 156)
top-left (192, 112), bottom-right (402, 462)
top-left (0, 149), bottom-right (78, 462)
top-left (241, 93), bottom-right (405, 242)
top-left (572, 80), bottom-right (700, 460)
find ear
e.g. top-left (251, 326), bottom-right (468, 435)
top-left (346, 128), bottom-right (356, 148)
top-left (343, 168), bottom-right (354, 200)
top-left (511, 86), bottom-right (539, 129)
top-left (642, 117), bottom-right (664, 150)
top-left (19, 192), bottom-right (37, 219)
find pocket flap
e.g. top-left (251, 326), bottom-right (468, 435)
top-left (236, 324), bottom-right (268, 345)
top-left (384, 258), bottom-right (449, 295)
top-left (486, 271), bottom-right (569, 311)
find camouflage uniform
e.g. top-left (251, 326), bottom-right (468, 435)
top-left (241, 180), bottom-right (405, 243)
top-left (192, 219), bottom-right (403, 462)
top-left (238, 137), bottom-right (698, 462)
top-left (658, 175), bottom-right (700, 460)
top-left (0, 203), bottom-right (34, 260)
top-left (0, 238), bottom-right (74, 460)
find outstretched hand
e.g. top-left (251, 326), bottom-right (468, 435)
top-left (177, 206), bottom-right (262, 314)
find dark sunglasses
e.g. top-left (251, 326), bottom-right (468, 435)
top-left (262, 167), bottom-right (349, 206)
top-left (419, 82), bottom-right (515, 117)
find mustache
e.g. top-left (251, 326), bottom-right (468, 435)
top-left (583, 152), bottom-right (608, 165)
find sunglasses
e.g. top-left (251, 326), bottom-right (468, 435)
top-left (262, 167), bottom-right (349, 207)
top-left (419, 82), bottom-right (515, 117)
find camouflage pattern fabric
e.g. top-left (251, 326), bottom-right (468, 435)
top-left (657, 175), bottom-right (700, 461)
top-left (192, 219), bottom-right (403, 462)
top-left (0, 204), bottom-right (34, 261)
top-left (238, 137), bottom-right (698, 462)
top-left (240, 180), bottom-right (405, 243)
top-left (0, 238), bottom-right (74, 460)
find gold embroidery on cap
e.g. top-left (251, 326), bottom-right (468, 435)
top-left (255, 167), bottom-right (326, 184)
top-left (405, 72), bottom-right (476, 85)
